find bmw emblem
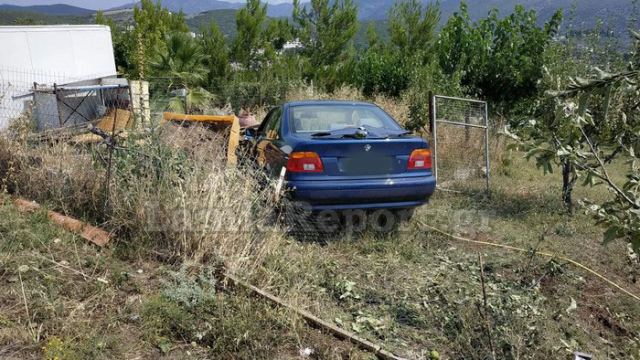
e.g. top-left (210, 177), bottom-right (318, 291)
top-left (364, 144), bottom-right (372, 152)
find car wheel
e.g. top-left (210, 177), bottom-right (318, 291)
top-left (394, 208), bottom-right (415, 223)
top-left (368, 209), bottom-right (400, 233)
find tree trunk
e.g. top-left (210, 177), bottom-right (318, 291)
top-left (562, 159), bottom-right (574, 214)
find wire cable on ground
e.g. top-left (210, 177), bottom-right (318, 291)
top-left (417, 220), bottom-right (640, 303)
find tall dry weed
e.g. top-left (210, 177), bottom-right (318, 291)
top-left (108, 125), bottom-right (282, 273)
top-left (0, 123), bottom-right (282, 275)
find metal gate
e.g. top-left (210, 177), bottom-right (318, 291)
top-left (431, 95), bottom-right (490, 193)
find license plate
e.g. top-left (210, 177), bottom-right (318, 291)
top-left (340, 157), bottom-right (395, 175)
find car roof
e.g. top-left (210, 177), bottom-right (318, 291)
top-left (285, 100), bottom-right (377, 107)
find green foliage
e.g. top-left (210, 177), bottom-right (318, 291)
top-left (365, 22), bottom-right (379, 48)
top-left (162, 267), bottom-right (219, 310)
top-left (349, 46), bottom-right (410, 97)
top-left (220, 75), bottom-right (293, 112)
top-left (521, 30), bottom-right (640, 249)
top-left (388, 0), bottom-right (440, 61)
top-left (0, 9), bottom-right (86, 26)
top-left (149, 32), bottom-right (212, 113)
top-left (141, 295), bottom-right (196, 349)
top-left (232, 0), bottom-right (268, 70)
top-left (264, 18), bottom-right (295, 52)
top-left (150, 32), bottom-right (207, 88)
top-left (404, 62), bottom-right (465, 130)
top-left (438, 2), bottom-right (562, 114)
top-left (113, 0), bottom-right (190, 78)
top-left (201, 22), bottom-right (231, 91)
top-left (293, 0), bottom-right (359, 90)
top-left (348, 0), bottom-right (441, 99)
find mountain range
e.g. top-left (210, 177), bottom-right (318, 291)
top-left (0, 1), bottom-right (638, 37)
top-left (0, 3), bottom-right (94, 16)
top-left (107, 1), bottom-right (299, 18)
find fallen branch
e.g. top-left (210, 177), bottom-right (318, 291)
top-left (224, 272), bottom-right (407, 360)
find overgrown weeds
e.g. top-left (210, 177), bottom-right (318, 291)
top-left (0, 123), bottom-right (282, 275)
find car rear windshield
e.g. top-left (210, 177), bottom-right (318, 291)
top-left (289, 104), bottom-right (403, 134)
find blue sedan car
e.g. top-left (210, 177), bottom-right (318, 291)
top-left (244, 100), bottom-right (436, 215)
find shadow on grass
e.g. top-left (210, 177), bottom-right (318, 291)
top-left (279, 209), bottom-right (414, 244)
top-left (435, 185), bottom-right (566, 221)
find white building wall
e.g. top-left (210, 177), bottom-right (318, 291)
top-left (0, 25), bottom-right (117, 129)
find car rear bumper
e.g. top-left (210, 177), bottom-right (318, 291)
top-left (287, 175), bottom-right (436, 210)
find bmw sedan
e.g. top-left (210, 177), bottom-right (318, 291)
top-left (244, 100), bottom-right (436, 213)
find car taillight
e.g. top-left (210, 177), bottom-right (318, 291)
top-left (286, 152), bottom-right (324, 173)
top-left (408, 149), bottom-right (432, 170)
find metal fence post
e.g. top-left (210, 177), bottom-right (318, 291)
top-left (484, 102), bottom-right (491, 195)
top-left (431, 94), bottom-right (438, 182)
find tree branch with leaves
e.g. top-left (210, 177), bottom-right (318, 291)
top-left (520, 30), bottom-right (640, 249)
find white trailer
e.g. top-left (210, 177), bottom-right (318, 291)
top-left (0, 25), bottom-right (117, 129)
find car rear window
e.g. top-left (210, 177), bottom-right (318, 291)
top-left (289, 105), bottom-right (402, 134)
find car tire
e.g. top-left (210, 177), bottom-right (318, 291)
top-left (394, 208), bottom-right (415, 223)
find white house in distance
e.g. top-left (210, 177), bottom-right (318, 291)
top-left (0, 25), bottom-right (118, 129)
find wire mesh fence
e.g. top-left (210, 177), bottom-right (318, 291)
top-left (0, 67), bottom-right (139, 135)
top-left (0, 67), bottom-right (76, 129)
top-left (432, 95), bottom-right (490, 193)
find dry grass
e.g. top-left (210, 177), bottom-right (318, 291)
top-left (0, 197), bottom-right (364, 359)
top-left (0, 123), bottom-right (283, 276)
top-left (1, 89), bottom-right (586, 359)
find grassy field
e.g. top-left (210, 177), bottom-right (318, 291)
top-left (252, 154), bottom-right (640, 359)
top-left (0, 88), bottom-right (639, 359)
top-left (1, 149), bottom-right (639, 359)
top-left (0, 195), bottom-right (370, 359)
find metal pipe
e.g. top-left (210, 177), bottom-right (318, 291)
top-left (435, 119), bottom-right (488, 129)
top-left (432, 94), bottom-right (438, 182)
top-left (434, 95), bottom-right (487, 104)
top-left (57, 84), bottom-right (129, 91)
top-left (484, 102), bottom-right (491, 194)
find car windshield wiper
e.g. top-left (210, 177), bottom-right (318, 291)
top-left (310, 129), bottom-right (363, 138)
top-left (311, 128), bottom-right (408, 139)
top-left (311, 131), bottom-right (333, 137)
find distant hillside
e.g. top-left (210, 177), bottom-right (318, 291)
top-left (1, 0), bottom-right (636, 44)
top-left (107, 0), bottom-right (638, 38)
top-left (185, 9), bottom-right (385, 48)
top-left (111, 0), bottom-right (240, 14)
top-left (109, 0), bottom-right (298, 18)
top-left (0, 9), bottom-right (89, 26)
top-left (187, 9), bottom-right (238, 39)
top-left (358, 0), bottom-right (638, 37)
top-left (0, 4), bottom-right (94, 16)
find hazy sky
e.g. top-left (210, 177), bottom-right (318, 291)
top-left (0, 0), bottom-right (293, 10)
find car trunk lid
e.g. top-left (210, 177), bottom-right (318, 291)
top-left (292, 137), bottom-right (430, 177)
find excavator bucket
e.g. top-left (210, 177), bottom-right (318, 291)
top-left (162, 112), bottom-right (241, 166)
